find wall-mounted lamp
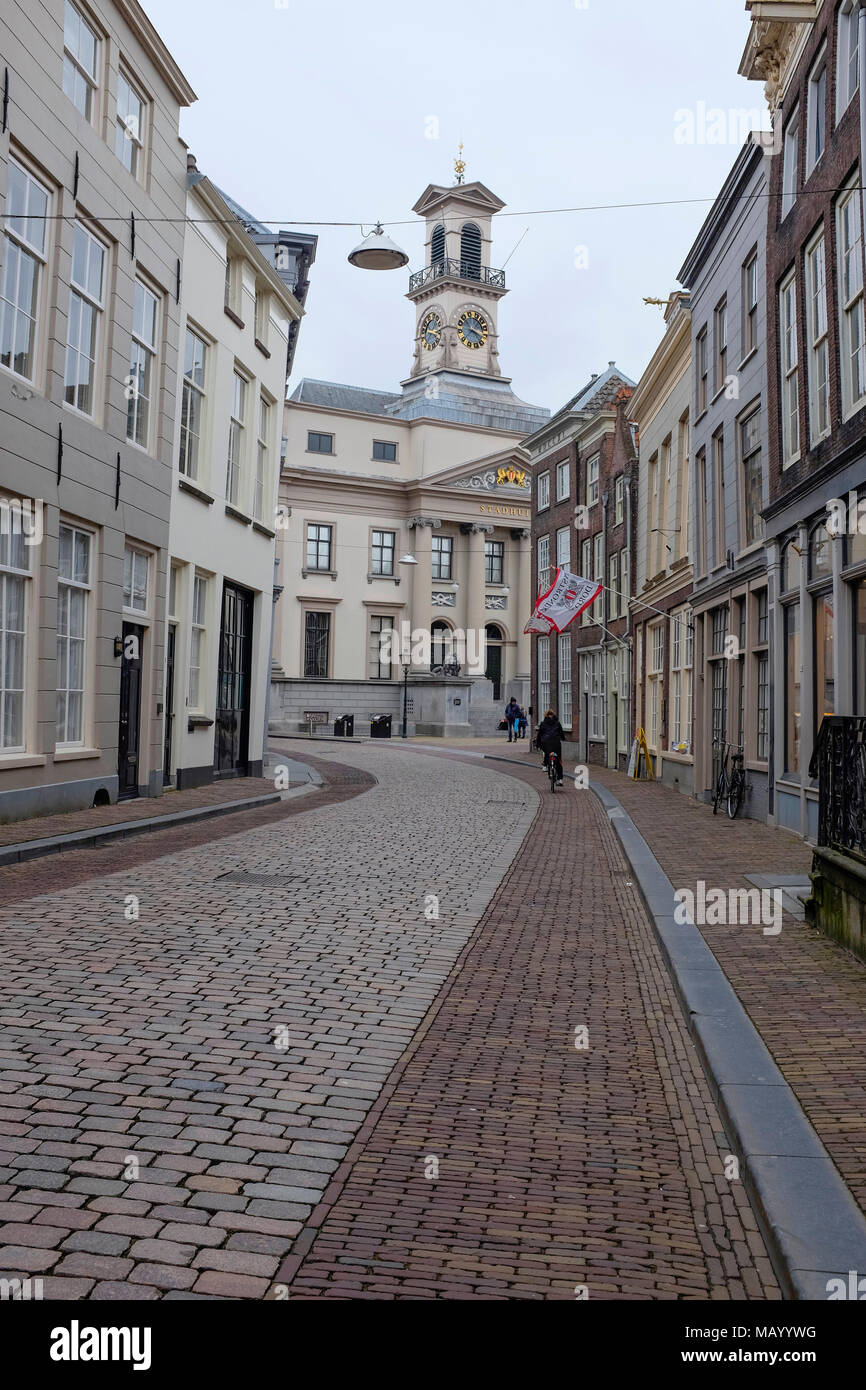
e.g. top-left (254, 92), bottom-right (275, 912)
top-left (113, 636), bottom-right (124, 658)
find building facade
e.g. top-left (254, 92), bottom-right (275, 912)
top-left (163, 167), bottom-right (301, 788)
top-left (269, 175), bottom-right (548, 738)
top-left (630, 293), bottom-right (695, 796)
top-left (741, 0), bottom-right (866, 836)
top-left (0, 0), bottom-right (194, 818)
top-left (526, 366), bottom-right (637, 766)
top-left (678, 136), bottom-right (771, 820)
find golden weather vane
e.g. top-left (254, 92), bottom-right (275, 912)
top-left (454, 142), bottom-right (466, 185)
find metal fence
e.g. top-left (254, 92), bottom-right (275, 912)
top-left (810, 715), bottom-right (866, 854)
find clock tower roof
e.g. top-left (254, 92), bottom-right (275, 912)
top-left (412, 181), bottom-right (505, 219)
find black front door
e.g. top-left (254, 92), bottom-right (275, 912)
top-left (118, 622), bottom-right (144, 799)
top-left (486, 645), bottom-right (503, 702)
top-left (163, 624), bottom-right (176, 786)
top-left (214, 582), bottom-right (253, 778)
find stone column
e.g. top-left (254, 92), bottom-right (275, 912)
top-left (465, 523), bottom-right (492, 674)
top-left (408, 517), bottom-right (439, 670)
top-left (515, 528), bottom-right (532, 679)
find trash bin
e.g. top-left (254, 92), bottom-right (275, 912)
top-left (370, 714), bottom-right (392, 739)
top-left (334, 715), bottom-right (354, 737)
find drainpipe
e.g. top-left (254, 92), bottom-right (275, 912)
top-left (262, 555), bottom-right (282, 772)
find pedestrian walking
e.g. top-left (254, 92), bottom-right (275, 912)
top-left (517, 707), bottom-right (528, 739)
top-left (504, 697), bottom-right (520, 742)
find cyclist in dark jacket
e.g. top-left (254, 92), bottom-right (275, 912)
top-left (537, 709), bottom-right (565, 780)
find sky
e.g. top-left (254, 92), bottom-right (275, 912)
top-left (141, 0), bottom-right (770, 416)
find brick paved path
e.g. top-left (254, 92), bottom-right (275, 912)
top-left (0, 745), bottom-right (535, 1298)
top-left (584, 765), bottom-right (866, 1220)
top-left (277, 751), bottom-right (779, 1300)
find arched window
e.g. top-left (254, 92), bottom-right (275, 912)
top-left (460, 222), bottom-right (482, 279)
top-left (430, 224), bottom-right (445, 271)
top-left (431, 620), bottom-right (453, 669)
top-left (485, 624), bottom-right (504, 700)
top-left (809, 523), bottom-right (832, 581)
top-left (782, 540), bottom-right (801, 592)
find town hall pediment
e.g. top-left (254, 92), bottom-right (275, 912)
top-left (440, 464), bottom-right (530, 494)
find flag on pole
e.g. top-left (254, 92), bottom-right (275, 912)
top-left (523, 567), bottom-right (603, 635)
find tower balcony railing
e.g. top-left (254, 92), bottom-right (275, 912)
top-left (408, 258), bottom-right (506, 293)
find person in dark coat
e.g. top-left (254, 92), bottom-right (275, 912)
top-left (537, 709), bottom-right (564, 780)
top-left (504, 697), bottom-right (520, 742)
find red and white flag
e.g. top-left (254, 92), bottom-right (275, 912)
top-left (523, 567), bottom-right (602, 635)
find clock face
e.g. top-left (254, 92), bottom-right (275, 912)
top-left (420, 311), bottom-right (442, 350)
top-left (457, 308), bottom-right (489, 349)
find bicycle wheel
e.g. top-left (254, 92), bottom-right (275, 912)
top-left (712, 770), bottom-right (727, 816)
top-left (727, 771), bottom-right (744, 819)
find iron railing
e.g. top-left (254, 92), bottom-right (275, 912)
top-left (408, 259), bottom-right (506, 293)
top-left (810, 715), bottom-right (866, 854)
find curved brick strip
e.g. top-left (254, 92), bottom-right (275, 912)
top-left (275, 753), bottom-right (780, 1301)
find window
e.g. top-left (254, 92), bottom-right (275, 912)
top-left (254, 287), bottom-right (268, 346)
top-left (757, 588), bottom-right (769, 645)
top-left (806, 47), bottom-right (827, 174)
top-left (486, 539), bottom-right (505, 585)
top-left (588, 651), bottom-right (606, 740)
top-left (223, 255), bottom-right (240, 315)
top-left (168, 563), bottom-right (179, 622)
top-left (756, 652), bottom-right (769, 760)
top-left (696, 447), bottom-right (708, 575)
top-left (780, 272), bottom-right (800, 464)
top-left (670, 609), bottom-right (693, 753)
top-left (714, 297), bottom-right (728, 394)
top-left (56, 524), bottom-right (91, 746)
top-left (188, 574), bottom-right (206, 710)
top-left (782, 107), bottom-right (800, 219)
top-left (368, 615), bottom-right (394, 680)
top-left (609, 553), bottom-right (618, 618)
top-left (430, 224), bottom-right (445, 269)
top-left (179, 327), bottom-right (207, 479)
top-left (838, 180), bottom-right (866, 416)
top-left (696, 327), bottom-right (708, 414)
top-left (1, 160), bottom-right (49, 382)
top-left (307, 431), bottom-right (333, 454)
top-left (64, 222), bottom-right (106, 415)
top-left (713, 430), bottom-right (726, 567)
top-left (537, 635), bottom-right (550, 715)
top-left (306, 523), bottom-right (332, 572)
top-left (743, 251), bottom-right (758, 357)
top-left (431, 621), bottom-right (453, 668)
top-left (126, 278), bottom-right (158, 449)
top-left (304, 611), bottom-right (330, 678)
top-left (123, 545), bottom-right (148, 613)
top-left (254, 395), bottom-right (270, 522)
top-left (806, 233), bottom-right (830, 444)
top-left (581, 537), bottom-right (591, 622)
top-left (838, 0), bottom-right (861, 119)
top-left (740, 407), bottom-right (763, 547)
top-left (676, 413), bottom-right (690, 561)
top-left (371, 530), bottom-right (395, 577)
top-left (785, 602), bottom-right (801, 774)
top-left (432, 534), bottom-right (452, 580)
top-left (587, 454), bottom-right (600, 507)
top-left (648, 454), bottom-right (660, 573)
top-left (556, 459), bottom-right (570, 501)
top-left (538, 534), bottom-right (551, 594)
top-left (226, 370), bottom-right (247, 505)
top-left (63, 0), bottom-right (98, 120)
top-left (614, 474), bottom-right (624, 525)
top-left (115, 71), bottom-right (144, 177)
top-left (372, 439), bottom-right (397, 462)
top-left (555, 527), bottom-right (569, 571)
top-left (593, 532), bottom-right (603, 620)
top-left (711, 604), bottom-right (729, 656)
top-left (815, 590), bottom-right (835, 738)
top-left (537, 472), bottom-right (550, 510)
top-left (621, 548), bottom-right (629, 616)
top-left (558, 635), bottom-right (572, 730)
top-left (0, 511), bottom-right (29, 751)
top-left (460, 223), bottom-right (482, 280)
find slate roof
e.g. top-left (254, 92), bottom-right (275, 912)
top-left (548, 361), bottom-right (637, 423)
top-left (290, 379), bottom-right (402, 416)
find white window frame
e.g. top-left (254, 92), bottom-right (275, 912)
top-left (558, 634), bottom-right (572, 730)
top-left (838, 0), bottom-right (861, 120)
top-left (555, 526), bottom-right (570, 570)
top-left (714, 297), bottom-right (728, 394)
top-left (780, 271), bottom-right (800, 466)
top-left (122, 544), bottom-right (150, 615)
top-left (0, 506), bottom-right (31, 753)
top-left (614, 474), bottom-right (624, 525)
top-left (64, 221), bottom-right (106, 418)
top-left (254, 394), bottom-right (270, 522)
top-left (188, 572), bottom-right (207, 712)
top-left (0, 158), bottom-right (50, 384)
top-left (56, 523), bottom-right (92, 748)
top-left (588, 650), bottom-right (606, 741)
top-left (743, 250), bottom-right (758, 358)
top-left (806, 231), bottom-right (830, 445)
top-left (806, 44), bottom-right (827, 176)
top-left (537, 533), bottom-right (550, 595)
top-left (537, 635), bottom-right (550, 716)
top-left (593, 532), bottom-right (603, 621)
top-left (587, 454), bottom-right (600, 507)
top-left (556, 459), bottom-right (570, 502)
top-left (179, 325), bottom-right (207, 480)
top-left (621, 548), bottom-right (629, 619)
top-left (63, 0), bottom-right (99, 123)
top-left (126, 277), bottom-right (159, 450)
top-left (838, 176), bottom-right (866, 418)
top-left (368, 614), bottom-right (394, 680)
top-left (609, 552), bottom-right (618, 619)
top-left (115, 69), bottom-right (146, 179)
top-left (781, 106), bottom-right (800, 219)
top-left (226, 369), bottom-right (247, 506)
top-left (537, 471), bottom-right (550, 510)
top-left (581, 537), bottom-right (591, 624)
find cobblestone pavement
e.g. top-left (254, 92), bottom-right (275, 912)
top-left (0, 744), bottom-right (535, 1299)
top-left (584, 764), bottom-right (866, 1219)
top-left (277, 749), bottom-right (779, 1301)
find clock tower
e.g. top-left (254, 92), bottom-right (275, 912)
top-left (406, 175), bottom-right (508, 382)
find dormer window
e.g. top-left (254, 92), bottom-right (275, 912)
top-left (460, 223), bottom-right (481, 280)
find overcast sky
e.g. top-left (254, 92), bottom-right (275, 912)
top-left (142, 0), bottom-right (769, 415)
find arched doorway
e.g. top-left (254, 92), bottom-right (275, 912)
top-left (431, 620), bottom-right (454, 671)
top-left (485, 624), bottom-right (504, 700)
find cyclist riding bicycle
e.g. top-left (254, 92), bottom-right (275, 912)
top-left (537, 708), bottom-right (565, 782)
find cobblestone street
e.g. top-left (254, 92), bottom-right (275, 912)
top-left (0, 739), bottom-right (811, 1299)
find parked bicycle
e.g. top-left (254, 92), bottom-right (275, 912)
top-left (712, 741), bottom-right (746, 819)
